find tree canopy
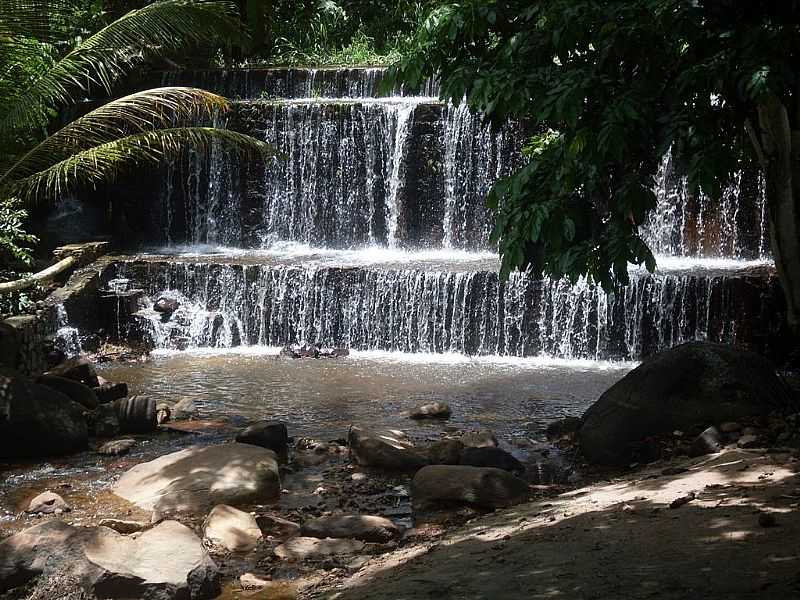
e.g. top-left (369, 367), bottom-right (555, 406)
top-left (390, 0), bottom-right (800, 294)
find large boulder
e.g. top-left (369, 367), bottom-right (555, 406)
top-left (300, 514), bottom-right (402, 543)
top-left (235, 420), bottom-right (289, 452)
top-left (45, 357), bottom-right (99, 388)
top-left (412, 465), bottom-right (529, 509)
top-left (114, 443), bottom-right (280, 517)
top-left (0, 519), bottom-right (220, 599)
top-left (203, 505), bottom-right (263, 553)
top-left (579, 342), bottom-right (795, 465)
top-left (459, 446), bottom-right (524, 473)
top-left (0, 373), bottom-right (88, 458)
top-left (36, 374), bottom-right (98, 410)
top-left (348, 426), bottom-right (428, 472)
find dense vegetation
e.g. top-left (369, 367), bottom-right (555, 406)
top-left (390, 0), bottom-right (800, 329)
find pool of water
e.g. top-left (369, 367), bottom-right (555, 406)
top-left (99, 349), bottom-right (632, 443)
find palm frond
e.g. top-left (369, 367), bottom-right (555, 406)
top-left (1, 87), bottom-right (231, 184)
top-left (1, 0), bottom-right (244, 133)
top-left (0, 0), bottom-right (74, 41)
top-left (11, 127), bottom-right (273, 204)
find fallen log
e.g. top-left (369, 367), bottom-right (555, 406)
top-left (0, 255), bottom-right (76, 294)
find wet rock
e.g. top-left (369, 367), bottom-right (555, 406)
top-left (171, 397), bottom-right (197, 420)
top-left (26, 491), bottom-right (70, 515)
top-left (412, 465), bottom-right (529, 509)
top-left (546, 416), bottom-right (583, 441)
top-left (98, 518), bottom-right (146, 534)
top-left (669, 491), bottom-right (696, 509)
top-left (688, 426), bottom-right (723, 458)
top-left (274, 536), bottom-right (365, 561)
top-left (114, 443), bottom-right (280, 517)
top-left (88, 403), bottom-right (120, 437)
top-left (409, 401), bottom-right (451, 420)
top-left (348, 426), bottom-right (429, 473)
top-left (157, 402), bottom-right (172, 424)
top-left (426, 439), bottom-right (464, 465)
top-left (579, 342), bottom-right (795, 466)
top-left (0, 374), bottom-right (87, 458)
top-left (114, 395), bottom-right (157, 433)
top-left (93, 381), bottom-right (128, 404)
top-left (738, 434), bottom-right (761, 448)
top-left (0, 520), bottom-right (220, 599)
top-left (256, 514), bottom-right (301, 540)
top-left (460, 430), bottom-right (499, 448)
top-left (240, 573), bottom-right (271, 590)
top-left (300, 514), bottom-right (402, 543)
top-left (45, 357), bottom-right (99, 388)
top-left (98, 438), bottom-right (136, 456)
top-left (236, 420), bottom-right (289, 452)
top-left (720, 421), bottom-right (742, 433)
top-left (758, 512), bottom-right (777, 527)
top-left (154, 297), bottom-right (180, 314)
top-left (459, 446), bottom-right (524, 472)
top-left (36, 374), bottom-right (98, 410)
top-left (203, 505), bottom-right (262, 553)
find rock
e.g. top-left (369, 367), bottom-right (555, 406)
top-left (114, 443), bottom-right (280, 517)
top-left (171, 397), bottom-right (197, 420)
top-left (157, 402), bottom-right (172, 424)
top-left (240, 573), bottom-right (271, 590)
top-left (546, 416), bottom-right (583, 441)
top-left (98, 438), bottom-right (136, 456)
top-left (579, 342), bottom-right (794, 465)
top-left (669, 492), bottom-right (696, 509)
top-left (688, 426), bottom-right (723, 458)
top-left (348, 426), bottom-right (429, 472)
top-left (235, 420), bottom-right (289, 452)
top-left (45, 357), bottom-right (99, 388)
top-left (300, 515), bottom-right (402, 543)
top-left (412, 465), bottom-right (529, 509)
top-left (36, 374), bottom-right (98, 410)
top-left (409, 401), bottom-right (451, 420)
top-left (0, 520), bottom-right (219, 599)
top-left (98, 519), bottom-right (146, 534)
top-left (0, 374), bottom-right (87, 458)
top-left (114, 395), bottom-right (157, 433)
top-left (758, 512), bottom-right (777, 527)
top-left (720, 421), bottom-right (742, 433)
top-left (426, 439), bottom-right (464, 465)
top-left (459, 446), bottom-right (524, 472)
top-left (460, 430), bottom-right (499, 448)
top-left (203, 505), bottom-right (262, 552)
top-left (88, 403), bottom-right (121, 437)
top-left (154, 297), bottom-right (180, 314)
top-left (26, 491), bottom-right (70, 515)
top-left (738, 434), bottom-right (761, 448)
top-left (93, 381), bottom-right (128, 404)
top-left (256, 514), bottom-right (301, 540)
top-left (274, 536), bottom-right (365, 561)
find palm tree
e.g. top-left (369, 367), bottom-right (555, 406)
top-left (0, 0), bottom-right (273, 265)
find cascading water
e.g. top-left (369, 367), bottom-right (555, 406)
top-left (113, 67), bottom-right (777, 361)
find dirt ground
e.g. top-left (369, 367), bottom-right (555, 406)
top-left (308, 448), bottom-right (800, 600)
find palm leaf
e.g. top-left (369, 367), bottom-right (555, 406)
top-left (0, 0), bottom-right (74, 41)
top-left (1, 87), bottom-right (232, 184)
top-left (1, 0), bottom-right (244, 133)
top-left (11, 127), bottom-right (273, 204)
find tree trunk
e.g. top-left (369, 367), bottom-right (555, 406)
top-left (758, 95), bottom-right (800, 332)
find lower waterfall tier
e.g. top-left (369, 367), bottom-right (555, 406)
top-left (104, 258), bottom-right (783, 361)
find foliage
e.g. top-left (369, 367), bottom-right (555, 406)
top-left (0, 199), bottom-right (38, 267)
top-left (389, 0), bottom-right (800, 287)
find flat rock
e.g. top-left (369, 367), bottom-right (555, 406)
top-left (460, 446), bottom-right (524, 472)
top-left (460, 430), bottom-right (498, 448)
top-left (412, 465), bottom-right (530, 509)
top-left (98, 438), bottom-right (136, 456)
top-left (256, 514), bottom-right (301, 540)
top-left (46, 357), bottom-right (99, 388)
top-left (274, 536), bottom-right (365, 561)
top-left (171, 398), bottom-right (198, 420)
top-left (235, 420), bottom-right (289, 452)
top-left (0, 520), bottom-right (219, 599)
top-left (426, 439), bottom-right (464, 465)
top-left (36, 374), bottom-right (98, 410)
top-left (113, 443), bottom-right (280, 517)
top-left (409, 402), bottom-right (451, 420)
top-left (203, 504), bottom-right (262, 552)
top-left (26, 491), bottom-right (70, 515)
top-left (300, 514), bottom-right (402, 543)
top-left (98, 518), bottom-right (146, 534)
top-left (348, 426), bottom-right (428, 473)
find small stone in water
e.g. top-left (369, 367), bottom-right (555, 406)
top-left (26, 491), bottom-right (71, 515)
top-left (409, 402), bottom-right (451, 420)
top-left (98, 438), bottom-right (136, 456)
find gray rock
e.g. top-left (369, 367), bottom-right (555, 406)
top-left (36, 374), bottom-right (98, 410)
top-left (409, 402), bottom-right (451, 420)
top-left (426, 439), bottom-right (464, 465)
top-left (738, 434), bottom-right (761, 448)
top-left (45, 357), bottom-right (99, 388)
top-left (26, 491), bottom-right (70, 515)
top-left (412, 465), bottom-right (530, 509)
top-left (460, 446), bottom-right (524, 472)
top-left (256, 514), bottom-right (301, 540)
top-left (171, 397), bottom-right (197, 420)
top-left (97, 519), bottom-right (146, 534)
top-left (93, 382), bottom-right (128, 404)
top-left (88, 403), bottom-right (120, 437)
top-left (113, 443), bottom-right (280, 517)
top-left (0, 374), bottom-right (87, 459)
top-left (546, 416), bottom-right (582, 441)
top-left (689, 426), bottom-right (723, 457)
top-left (0, 519), bottom-right (219, 599)
top-left (301, 514), bottom-right (402, 543)
top-left (460, 430), bottom-right (499, 448)
top-left (98, 438), bottom-right (136, 456)
top-left (235, 420), bottom-right (289, 452)
top-left (154, 297), bottom-right (180, 314)
top-left (348, 426), bottom-right (428, 473)
top-left (203, 505), bottom-right (262, 552)
top-left (274, 536), bottom-right (365, 561)
top-left (720, 421), bottom-right (742, 433)
top-left (579, 342), bottom-right (794, 465)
